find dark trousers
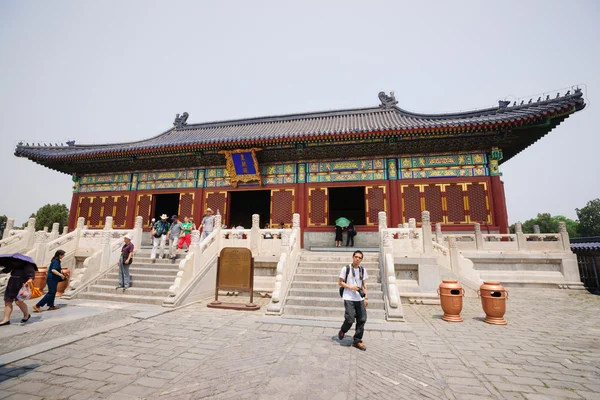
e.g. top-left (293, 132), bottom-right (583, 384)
top-left (346, 233), bottom-right (355, 247)
top-left (341, 300), bottom-right (367, 342)
top-left (36, 279), bottom-right (58, 308)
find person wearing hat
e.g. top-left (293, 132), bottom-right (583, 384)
top-left (117, 234), bottom-right (134, 289)
top-left (200, 208), bottom-right (215, 242)
top-left (151, 214), bottom-right (171, 261)
top-left (167, 215), bottom-right (183, 261)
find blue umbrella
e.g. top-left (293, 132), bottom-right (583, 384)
top-left (0, 253), bottom-right (38, 274)
top-left (335, 217), bottom-right (351, 228)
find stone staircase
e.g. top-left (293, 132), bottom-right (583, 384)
top-left (283, 251), bottom-right (387, 322)
top-left (75, 248), bottom-right (180, 305)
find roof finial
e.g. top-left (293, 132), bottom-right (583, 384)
top-left (378, 91), bottom-right (398, 109)
top-left (498, 100), bottom-right (510, 108)
top-left (66, 140), bottom-right (75, 146)
top-left (173, 112), bottom-right (189, 129)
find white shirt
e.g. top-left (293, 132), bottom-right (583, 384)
top-left (339, 265), bottom-right (368, 302)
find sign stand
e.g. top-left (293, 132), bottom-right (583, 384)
top-left (208, 247), bottom-right (260, 311)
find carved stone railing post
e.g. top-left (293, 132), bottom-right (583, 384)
top-left (408, 218), bottom-right (416, 229)
top-left (74, 217), bottom-right (85, 250)
top-left (133, 216), bottom-right (143, 252)
top-left (43, 227), bottom-right (49, 233)
top-left (402, 223), bottom-right (409, 228)
top-left (474, 223), bottom-right (483, 250)
top-left (378, 211), bottom-right (387, 230)
top-left (421, 211), bottom-right (433, 255)
top-left (447, 236), bottom-right (460, 272)
top-left (214, 215), bottom-right (222, 251)
top-left (62, 226), bottom-right (68, 236)
top-left (292, 213), bottom-right (301, 244)
top-left (558, 222), bottom-right (571, 251)
top-left (435, 223), bottom-right (443, 244)
top-left (250, 214), bottom-right (260, 255)
top-left (50, 223), bottom-right (60, 241)
top-left (100, 230), bottom-right (112, 269)
top-left (3, 218), bottom-right (14, 240)
top-left (33, 230), bottom-right (49, 266)
top-left (533, 224), bottom-right (541, 241)
top-left (104, 216), bottom-right (113, 231)
top-left (515, 222), bottom-right (525, 250)
top-left (25, 218), bottom-right (36, 251)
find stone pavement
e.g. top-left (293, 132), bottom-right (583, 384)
top-left (0, 289), bottom-right (598, 399)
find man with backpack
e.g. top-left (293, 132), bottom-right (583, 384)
top-left (338, 250), bottom-right (369, 351)
top-left (151, 214), bottom-right (171, 262)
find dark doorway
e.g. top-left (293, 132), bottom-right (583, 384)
top-left (328, 186), bottom-right (366, 225)
top-left (153, 193), bottom-right (180, 221)
top-left (229, 190), bottom-right (271, 229)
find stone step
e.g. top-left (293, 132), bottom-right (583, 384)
top-left (76, 291), bottom-right (165, 305)
top-left (133, 256), bottom-right (184, 263)
top-left (290, 281), bottom-right (382, 290)
top-left (283, 305), bottom-right (386, 320)
top-left (288, 288), bottom-right (383, 299)
top-left (96, 278), bottom-right (172, 289)
top-left (293, 274), bottom-right (380, 283)
top-left (85, 284), bottom-right (170, 296)
top-left (296, 267), bottom-right (380, 277)
top-left (297, 261), bottom-right (379, 268)
top-left (299, 255), bottom-right (379, 263)
top-left (285, 296), bottom-right (385, 309)
top-left (125, 267), bottom-right (179, 276)
top-left (273, 314), bottom-right (389, 325)
top-left (105, 272), bottom-right (176, 282)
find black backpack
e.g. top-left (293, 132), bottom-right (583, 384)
top-left (339, 264), bottom-right (364, 297)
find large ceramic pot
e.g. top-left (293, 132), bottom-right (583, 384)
top-left (56, 268), bottom-right (71, 297)
top-left (478, 281), bottom-right (508, 325)
top-left (33, 266), bottom-right (48, 291)
top-left (437, 280), bottom-right (464, 322)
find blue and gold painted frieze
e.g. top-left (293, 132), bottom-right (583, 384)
top-left (307, 159), bottom-right (385, 183)
top-left (138, 170), bottom-right (196, 182)
top-left (80, 173), bottom-right (131, 185)
top-left (398, 153), bottom-right (489, 180)
top-left (260, 163), bottom-right (296, 185)
top-left (137, 181), bottom-right (196, 190)
top-left (78, 183), bottom-right (131, 193)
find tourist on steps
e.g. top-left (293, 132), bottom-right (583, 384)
top-left (168, 215), bottom-right (182, 261)
top-left (116, 235), bottom-right (134, 289)
top-left (151, 214), bottom-right (171, 261)
top-left (199, 208), bottom-right (215, 242)
top-left (338, 250), bottom-right (368, 351)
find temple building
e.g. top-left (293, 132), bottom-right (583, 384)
top-left (15, 89), bottom-right (586, 244)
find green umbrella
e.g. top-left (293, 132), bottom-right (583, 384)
top-left (335, 217), bottom-right (351, 228)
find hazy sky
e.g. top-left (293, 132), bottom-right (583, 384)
top-left (1, 1), bottom-right (598, 226)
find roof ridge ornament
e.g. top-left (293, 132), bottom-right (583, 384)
top-left (378, 91), bottom-right (398, 109)
top-left (66, 140), bottom-right (76, 146)
top-left (173, 112), bottom-right (189, 129)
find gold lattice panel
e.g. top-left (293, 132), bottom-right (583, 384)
top-left (308, 187), bottom-right (327, 226)
top-left (466, 183), bottom-right (490, 223)
top-left (77, 197), bottom-right (92, 225)
top-left (401, 185), bottom-right (422, 223)
top-left (271, 189), bottom-right (294, 226)
top-left (424, 185), bottom-right (444, 224)
top-left (89, 197), bottom-right (104, 227)
top-left (114, 196), bottom-right (129, 227)
top-left (136, 194), bottom-right (153, 228)
top-left (446, 184), bottom-right (466, 223)
top-left (179, 193), bottom-right (194, 220)
top-left (366, 185), bottom-right (386, 225)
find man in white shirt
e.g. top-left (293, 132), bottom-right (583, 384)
top-left (338, 250), bottom-right (369, 351)
top-left (200, 208), bottom-right (215, 242)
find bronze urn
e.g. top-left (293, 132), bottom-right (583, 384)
top-left (478, 281), bottom-right (508, 325)
top-left (437, 280), bottom-right (464, 322)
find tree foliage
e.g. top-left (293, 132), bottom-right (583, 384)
top-left (30, 203), bottom-right (69, 232)
top-left (576, 198), bottom-right (600, 237)
top-left (510, 213), bottom-right (579, 238)
top-left (0, 215), bottom-right (7, 239)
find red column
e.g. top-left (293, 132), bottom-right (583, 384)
top-left (68, 192), bottom-right (79, 231)
top-left (193, 187), bottom-right (204, 223)
top-left (125, 191), bottom-right (137, 229)
top-left (296, 183), bottom-right (306, 248)
top-left (490, 176), bottom-right (509, 234)
top-left (388, 181), bottom-right (400, 228)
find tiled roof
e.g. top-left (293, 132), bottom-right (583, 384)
top-left (571, 237), bottom-right (600, 252)
top-left (14, 89), bottom-right (586, 163)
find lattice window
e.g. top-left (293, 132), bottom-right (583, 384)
top-left (424, 185), bottom-right (444, 224)
top-left (78, 197), bottom-right (92, 225)
top-left (137, 194), bottom-right (152, 228)
top-left (402, 185), bottom-right (421, 223)
top-left (114, 196), bottom-right (128, 227)
top-left (271, 189), bottom-right (294, 226)
top-left (89, 198), bottom-right (103, 227)
top-left (467, 183), bottom-right (488, 223)
top-left (366, 186), bottom-right (385, 225)
top-left (309, 188), bottom-right (327, 226)
top-left (179, 193), bottom-right (194, 220)
top-left (206, 191), bottom-right (227, 223)
top-left (103, 196), bottom-right (115, 221)
top-left (446, 185), bottom-right (466, 223)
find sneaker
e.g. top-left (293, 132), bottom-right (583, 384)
top-left (352, 341), bottom-right (366, 351)
top-left (338, 330), bottom-right (345, 340)
top-left (33, 305), bottom-right (42, 313)
top-left (116, 286), bottom-right (125, 289)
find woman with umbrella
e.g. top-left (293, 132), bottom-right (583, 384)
top-left (335, 217), bottom-right (351, 248)
top-left (0, 253), bottom-right (36, 326)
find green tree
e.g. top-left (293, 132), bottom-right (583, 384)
top-left (0, 215), bottom-right (7, 239)
top-left (576, 198), bottom-right (600, 237)
top-left (30, 203), bottom-right (69, 232)
top-left (509, 213), bottom-right (579, 238)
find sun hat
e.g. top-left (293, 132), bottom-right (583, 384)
top-left (160, 214), bottom-right (168, 219)
top-left (124, 234), bottom-right (132, 240)
top-left (206, 208), bottom-right (213, 214)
